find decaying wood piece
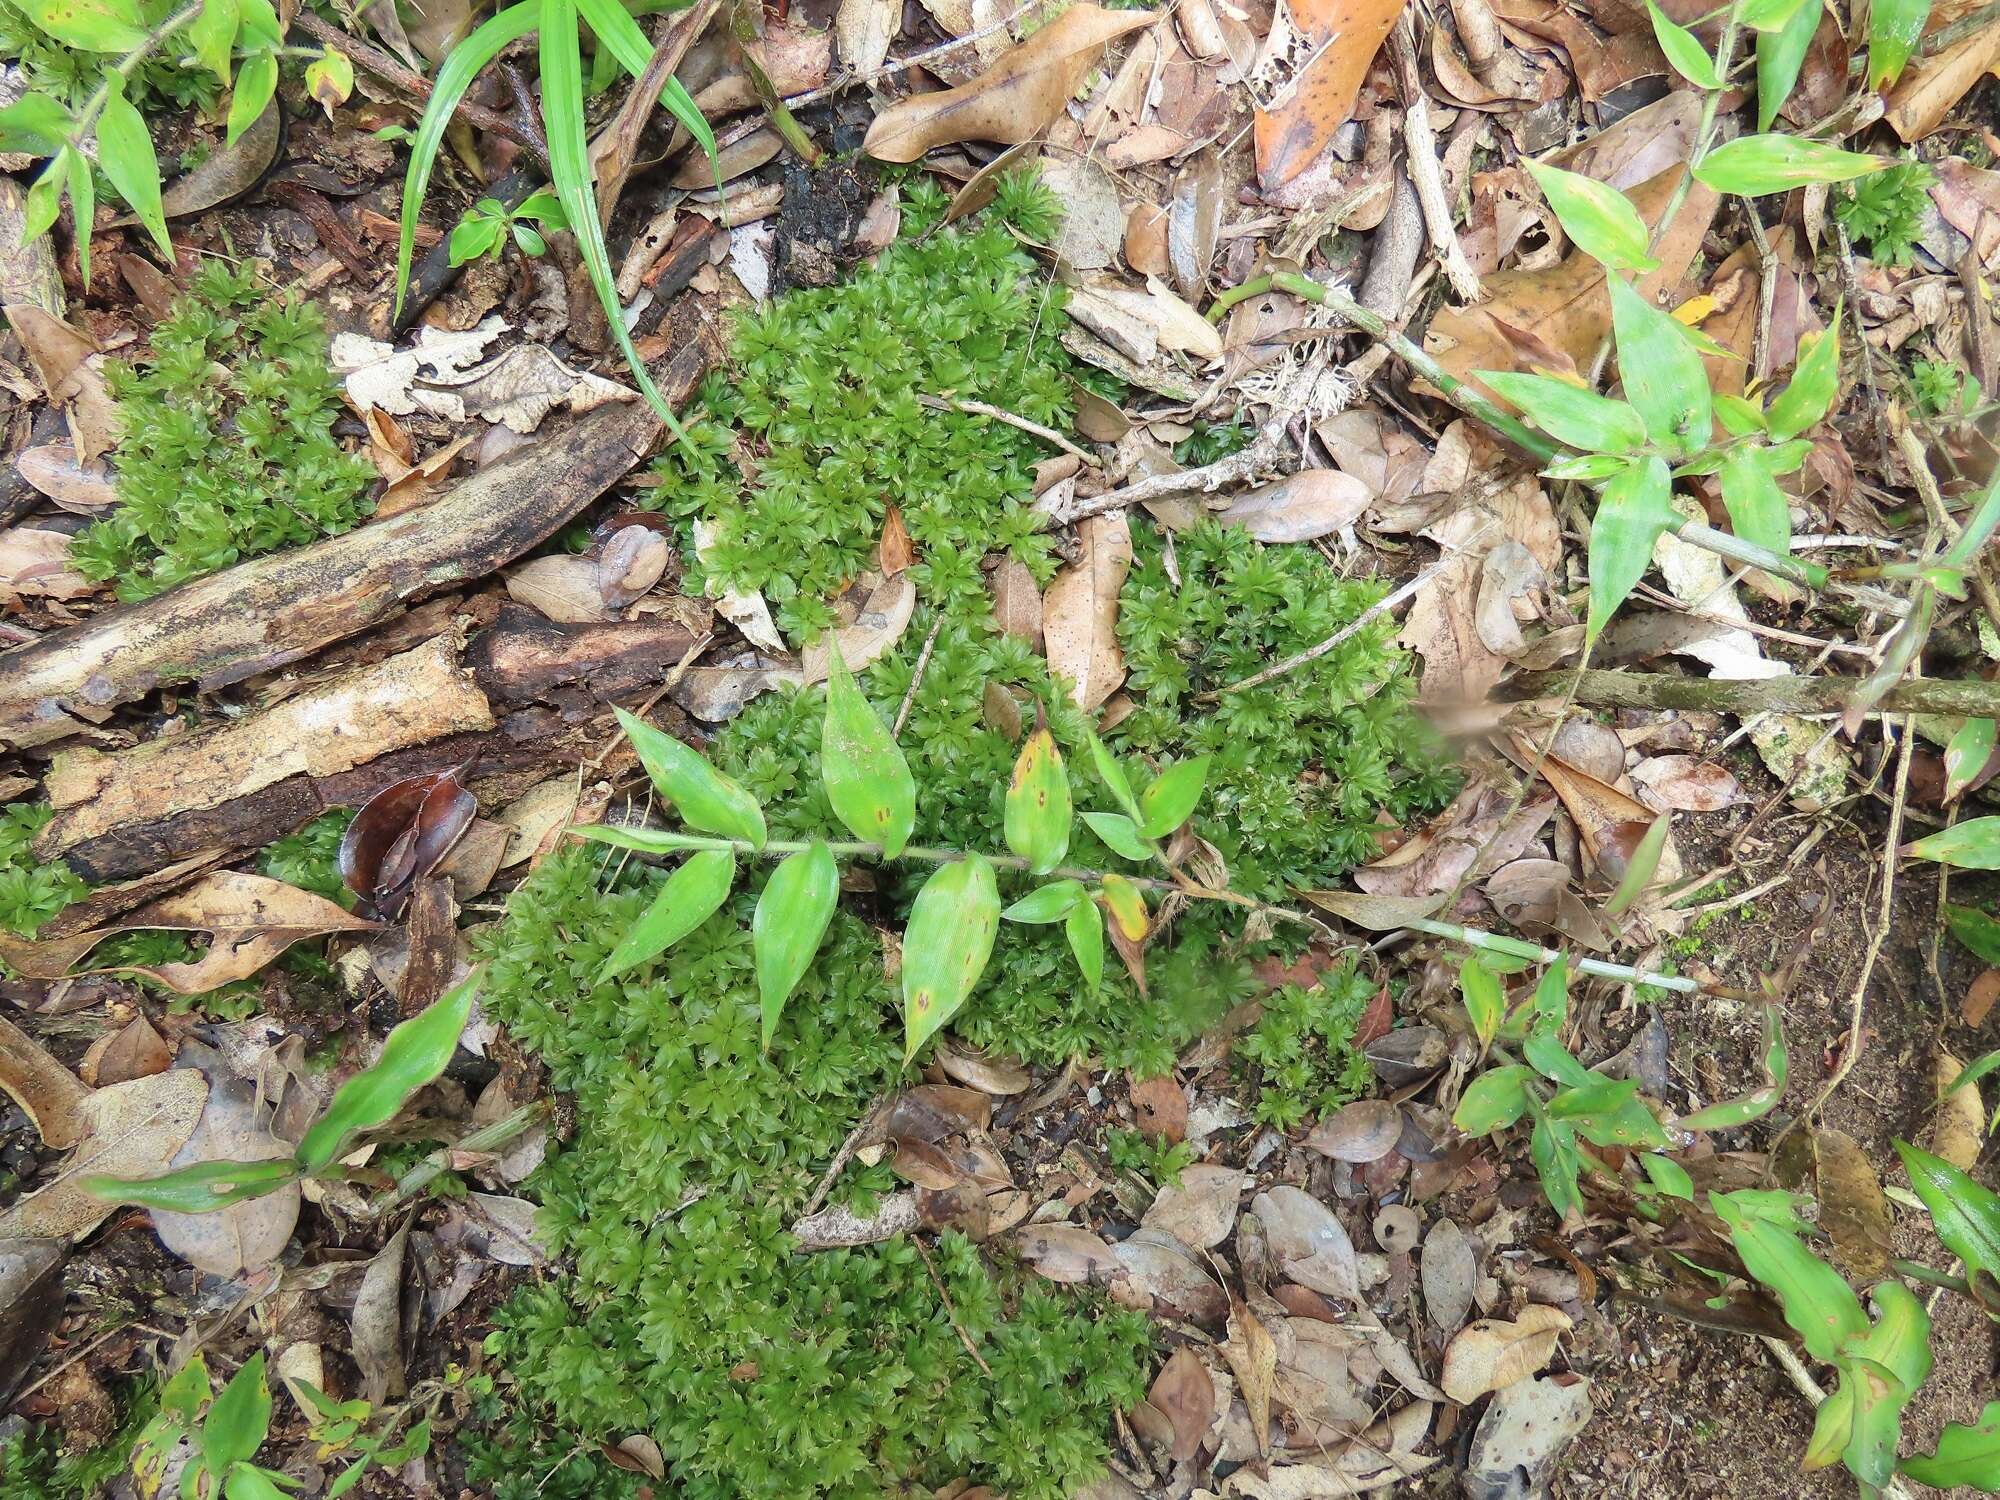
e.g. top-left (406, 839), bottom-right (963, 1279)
top-left (38, 635), bottom-right (494, 864)
top-left (468, 605), bottom-right (704, 703)
top-left (1508, 668), bottom-right (2000, 719)
top-left (0, 402), bottom-right (666, 749)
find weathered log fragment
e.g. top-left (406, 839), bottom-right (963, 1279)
top-left (0, 401), bottom-right (665, 749)
top-left (468, 605), bottom-right (703, 703)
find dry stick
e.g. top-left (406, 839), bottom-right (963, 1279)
top-left (893, 613), bottom-right (945, 738)
top-left (912, 1235), bottom-right (995, 1376)
top-left (782, 0), bottom-right (1044, 107)
top-left (1054, 411), bottom-right (1288, 523)
top-left (918, 394), bottom-right (1100, 467)
top-left (1388, 14), bottom-right (1482, 304)
top-left (800, 1095), bottom-right (892, 1217)
top-left (1788, 712), bottom-right (1916, 1138)
top-left (293, 12), bottom-right (546, 169)
top-left (1507, 668), bottom-right (2000, 718)
top-left (1206, 517), bottom-right (1498, 696)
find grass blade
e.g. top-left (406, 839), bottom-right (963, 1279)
top-left (394, 1), bottom-right (540, 317)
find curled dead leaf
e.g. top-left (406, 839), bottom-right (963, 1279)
top-left (1440, 1304), bottom-right (1571, 1403)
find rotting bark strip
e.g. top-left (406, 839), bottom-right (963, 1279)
top-left (0, 401), bottom-right (666, 750)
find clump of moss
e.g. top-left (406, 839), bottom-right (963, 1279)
top-left (0, 1381), bottom-right (158, 1500)
top-left (1116, 519), bottom-right (1457, 896)
top-left (0, 0), bottom-right (216, 112)
top-left (1832, 158), bottom-right (1934, 266)
top-left (72, 262), bottom-right (375, 600)
top-left (1237, 969), bottom-right (1376, 1129)
top-left (652, 215), bottom-right (1070, 642)
top-left (474, 848), bottom-right (1152, 1500)
top-left (257, 808), bottom-right (355, 905)
top-left (0, 802), bottom-right (85, 937)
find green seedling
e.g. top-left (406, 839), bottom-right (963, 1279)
top-left (448, 188), bottom-right (568, 266)
top-left (134, 1352), bottom-right (289, 1500)
top-left (1834, 159), bottom-right (1936, 265)
top-left (84, 974), bottom-right (474, 1208)
top-left (0, 800), bottom-right (87, 937)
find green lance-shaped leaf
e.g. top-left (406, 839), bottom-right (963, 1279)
top-left (1087, 731), bottom-right (1146, 826)
top-left (1942, 1049), bottom-right (2000, 1112)
top-left (1901, 1401), bottom-right (2000, 1491)
top-left (1948, 903), bottom-right (2000, 964)
top-left (0, 92), bottom-right (74, 159)
top-left (1678, 1006), bottom-right (1788, 1130)
top-left (1480, 370), bottom-right (1649, 453)
top-left (1608, 274), bottom-right (1712, 457)
top-left (539, 0), bottom-right (696, 444)
top-left (1714, 391), bottom-right (1770, 436)
top-left (1695, 134), bottom-right (1887, 196)
top-left (295, 976), bottom-right (477, 1173)
top-left (19, 0), bottom-right (146, 51)
top-left (1946, 720), bottom-right (1998, 802)
top-left (572, 0), bottom-right (719, 165)
top-left (203, 1351), bottom-right (273, 1476)
top-left (1547, 1077), bottom-right (1671, 1149)
top-left (902, 854), bottom-right (1000, 1062)
top-left (1139, 755), bottom-right (1209, 839)
top-left (188, 0), bottom-right (238, 83)
top-left (225, 1468), bottom-right (289, 1500)
top-left (96, 80), bottom-right (169, 257)
top-left (394, 2), bottom-right (539, 315)
top-left (1460, 957), bottom-right (1504, 1049)
top-left (1081, 810), bottom-right (1151, 862)
top-left (1004, 723), bottom-right (1071, 874)
top-left (82, 1157), bottom-right (301, 1213)
top-left (1866, 0), bottom-right (1932, 88)
top-left (1713, 1189), bottom-right (1868, 1361)
top-left (1738, 0), bottom-right (1812, 30)
top-left (1002, 879), bottom-right (1087, 923)
top-left (1587, 455), bottom-right (1676, 640)
top-left (1894, 1140), bottom-right (2000, 1284)
top-left (600, 848), bottom-right (736, 980)
top-left (1905, 817), bottom-right (2000, 869)
top-left (1835, 1283), bottom-right (1934, 1491)
top-left (1644, 0), bottom-right (1724, 87)
top-left (1525, 1033), bottom-right (1596, 1090)
top-left (1640, 1153), bottom-right (1694, 1200)
top-left (1454, 1064), bottom-right (1536, 1134)
top-left (614, 705), bottom-right (766, 848)
top-left (1528, 1100), bottom-right (1583, 1220)
top-left (1757, 0), bottom-right (1823, 129)
top-left (1604, 811), bottom-right (1671, 917)
top-left (822, 645), bottom-right (916, 857)
top-left (753, 843), bottom-right (838, 1051)
top-left (1522, 160), bottom-right (1658, 274)
top-left (23, 150), bottom-right (68, 243)
top-left (1766, 310), bottom-right (1842, 440)
top-left (1065, 896), bottom-right (1104, 992)
top-left (1098, 873), bottom-right (1149, 942)
top-left (226, 49), bottom-right (278, 148)
top-left (1718, 445), bottom-right (1793, 558)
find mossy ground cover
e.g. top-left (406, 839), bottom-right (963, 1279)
top-left (464, 195), bottom-right (1456, 1499)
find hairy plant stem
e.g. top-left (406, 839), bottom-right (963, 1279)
top-left (70, 0), bottom-right (203, 144)
top-left (1205, 271), bottom-right (1833, 591)
top-left (587, 829), bottom-right (1736, 996)
top-left (372, 1100), bottom-right (550, 1213)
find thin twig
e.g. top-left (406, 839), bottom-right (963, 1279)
top-left (1206, 518), bottom-right (1497, 696)
top-left (293, 12), bottom-right (545, 167)
top-left (1389, 14), bottom-right (1481, 303)
top-left (1506, 668), bottom-right (2000, 719)
top-left (918, 394), bottom-right (1100, 467)
top-left (893, 612), bottom-right (945, 738)
top-left (1052, 411), bottom-right (1288, 523)
top-left (912, 1235), bottom-right (995, 1375)
top-left (801, 1095), bottom-right (892, 1217)
top-left (783, 0), bottom-right (1044, 107)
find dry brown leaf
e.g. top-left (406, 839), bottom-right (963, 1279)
top-left (1223, 1296), bottom-right (1278, 1459)
top-left (1526, 744), bottom-right (1683, 887)
top-left (5, 304), bottom-right (121, 462)
top-left (1439, 1304), bottom-right (1571, 1403)
top-left (1964, 968), bottom-right (2000, 1028)
top-left (1814, 1128), bottom-right (1892, 1281)
top-left (879, 505), bottom-right (915, 575)
top-left (14, 443), bottom-right (117, 511)
top-left (0, 1011), bottom-right (94, 1148)
top-left (1044, 512), bottom-right (1131, 710)
top-left (1305, 1100), bottom-right (1402, 1163)
top-left (1215, 469), bottom-right (1370, 542)
top-left (1424, 167), bottom-right (1717, 397)
top-left (1399, 475), bottom-right (1559, 701)
top-left (862, 5), bottom-right (1154, 161)
top-left (1252, 0), bottom-right (1403, 191)
top-left (1148, 1347), bottom-right (1216, 1463)
top-left (156, 101), bottom-right (280, 222)
top-left (1466, 1377), bottom-right (1592, 1495)
top-left (1110, 1227), bottom-right (1230, 1322)
top-left (1142, 1164), bottom-right (1246, 1250)
top-left (1931, 158), bottom-right (2000, 269)
top-left (933, 1038), bottom-right (1031, 1094)
top-left (1421, 1217), bottom-right (1477, 1332)
top-left (353, 1224), bottom-right (409, 1405)
top-left (835, 0), bottom-right (899, 77)
top-left (1252, 1186), bottom-right (1359, 1301)
top-left (987, 556), bottom-right (1045, 650)
top-left (0, 527), bottom-right (94, 602)
top-left (1130, 1071), bottom-right (1188, 1141)
top-left (800, 571), bottom-right (917, 684)
top-left (1932, 1050), bottom-right (1985, 1170)
top-left (0, 1069), bottom-right (208, 1240)
top-left (0, 872), bottom-right (374, 994)
top-left (1630, 755), bottom-right (1741, 812)
top-left (78, 1016), bottom-right (170, 1088)
top-left (1884, 6), bottom-right (2000, 142)
top-left (508, 554), bottom-right (613, 623)
top-left (1017, 1223), bottom-right (1119, 1282)
top-left (151, 1062), bottom-right (301, 1277)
